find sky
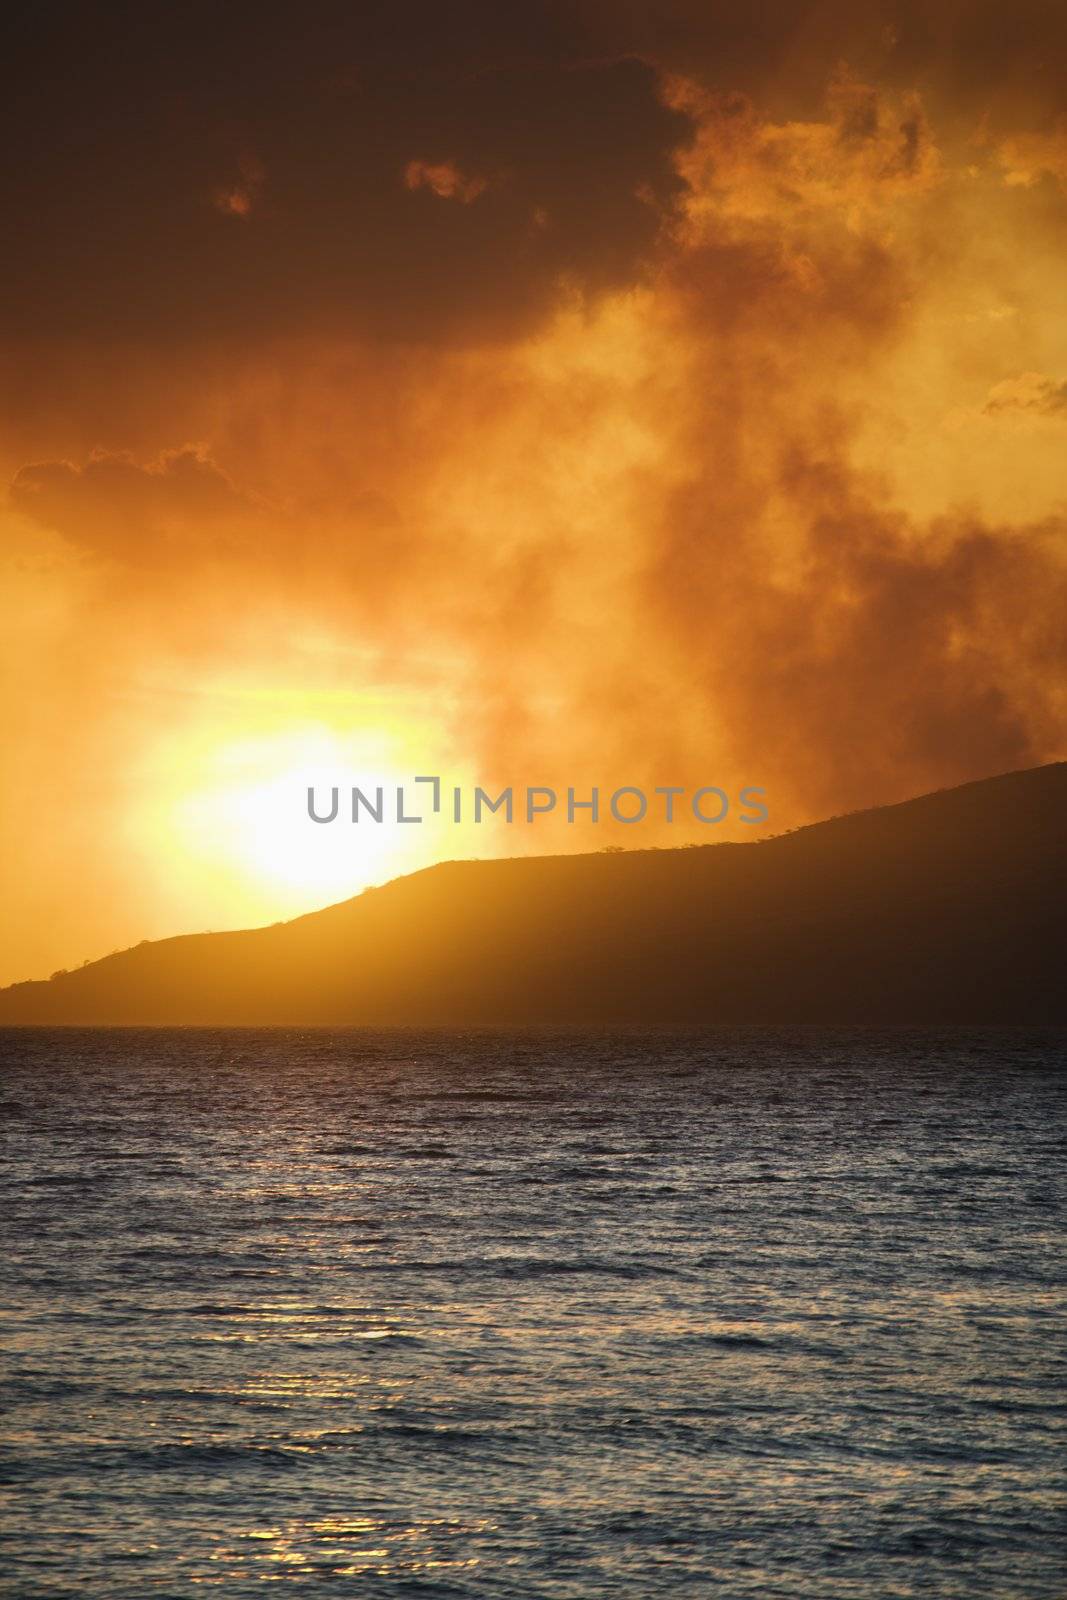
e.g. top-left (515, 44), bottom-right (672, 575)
top-left (1, 0), bottom-right (1065, 985)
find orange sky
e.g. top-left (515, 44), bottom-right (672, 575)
top-left (1, 1), bottom-right (1065, 985)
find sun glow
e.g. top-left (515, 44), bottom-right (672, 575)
top-left (123, 713), bottom-right (466, 937)
top-left (203, 732), bottom-right (433, 892)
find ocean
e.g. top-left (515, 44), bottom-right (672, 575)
top-left (1, 1027), bottom-right (1064, 1597)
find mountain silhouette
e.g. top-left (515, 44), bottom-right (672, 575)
top-left (2, 763), bottom-right (1064, 1025)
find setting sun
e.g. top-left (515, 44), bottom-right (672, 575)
top-left (122, 717), bottom-right (473, 937)
top-left (173, 736), bottom-right (414, 903)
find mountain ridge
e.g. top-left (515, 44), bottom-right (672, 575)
top-left (2, 762), bottom-right (1064, 1025)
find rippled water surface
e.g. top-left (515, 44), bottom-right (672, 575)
top-left (1, 1027), bottom-right (1065, 1598)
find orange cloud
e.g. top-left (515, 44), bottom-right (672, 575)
top-left (10, 448), bottom-right (251, 563)
top-left (983, 372), bottom-right (1067, 417)
top-left (997, 120), bottom-right (1067, 191)
top-left (667, 69), bottom-right (941, 231)
top-left (403, 158), bottom-right (489, 203)
top-left (212, 152), bottom-right (266, 219)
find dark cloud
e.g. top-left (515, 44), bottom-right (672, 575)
top-left (580, 0), bottom-right (1067, 123)
top-left (2, 0), bottom-right (1063, 356)
top-left (0, 3), bottom-right (690, 345)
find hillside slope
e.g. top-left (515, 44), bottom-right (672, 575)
top-left (1, 764), bottom-right (1064, 1025)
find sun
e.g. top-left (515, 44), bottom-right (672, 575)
top-left (176, 729), bottom-right (433, 907)
top-left (124, 716), bottom-right (463, 935)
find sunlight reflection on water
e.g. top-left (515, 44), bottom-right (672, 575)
top-left (1, 1026), bottom-right (1064, 1597)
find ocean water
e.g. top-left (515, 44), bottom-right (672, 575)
top-left (0, 1028), bottom-right (1064, 1599)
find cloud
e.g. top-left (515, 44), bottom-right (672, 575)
top-left (403, 159), bottom-right (488, 203)
top-left (9, 449), bottom-right (251, 563)
top-left (997, 120), bottom-right (1067, 191)
top-left (983, 372), bottom-right (1067, 417)
top-left (8, 57), bottom-right (1066, 828)
top-left (645, 440), bottom-right (1067, 814)
top-left (667, 69), bottom-right (941, 229)
top-left (0, 15), bottom-right (691, 346)
top-left (212, 153), bottom-right (266, 219)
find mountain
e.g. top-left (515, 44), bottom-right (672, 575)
top-left (1, 764), bottom-right (1065, 1025)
